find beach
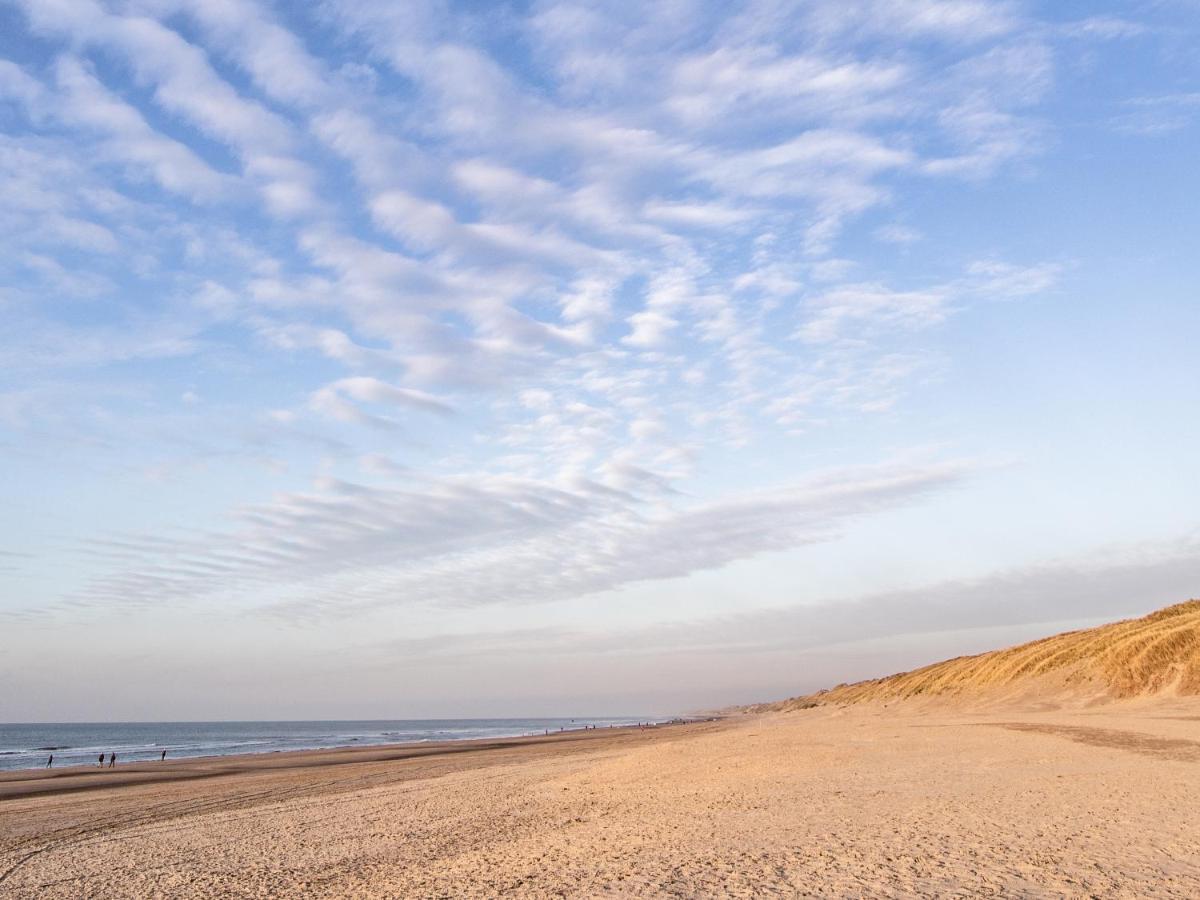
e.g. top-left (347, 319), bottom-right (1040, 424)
top-left (3, 702), bottom-right (1199, 897)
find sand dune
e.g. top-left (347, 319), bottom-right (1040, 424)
top-left (763, 600), bottom-right (1200, 711)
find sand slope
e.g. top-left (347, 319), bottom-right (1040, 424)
top-left (764, 600), bottom-right (1200, 711)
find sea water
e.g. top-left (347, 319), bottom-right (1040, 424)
top-left (0, 718), bottom-right (646, 771)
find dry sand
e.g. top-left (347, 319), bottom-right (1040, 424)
top-left (772, 601), bottom-right (1200, 709)
top-left (3, 701), bottom-right (1200, 898)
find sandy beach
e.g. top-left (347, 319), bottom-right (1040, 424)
top-left (2, 0), bottom-right (1194, 894)
top-left (3, 701), bottom-right (1199, 897)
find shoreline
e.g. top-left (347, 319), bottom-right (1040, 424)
top-left (0, 718), bottom-right (704, 802)
top-left (0, 717), bottom-right (662, 774)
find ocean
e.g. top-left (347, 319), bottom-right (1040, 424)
top-left (0, 718), bottom-right (647, 772)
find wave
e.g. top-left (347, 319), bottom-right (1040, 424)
top-left (0, 718), bottom-right (653, 772)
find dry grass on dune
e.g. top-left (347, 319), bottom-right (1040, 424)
top-left (770, 600), bottom-right (1200, 710)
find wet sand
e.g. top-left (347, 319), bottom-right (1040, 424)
top-left (3, 704), bottom-right (1199, 897)
top-left (0, 724), bottom-right (663, 802)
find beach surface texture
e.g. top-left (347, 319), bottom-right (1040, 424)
top-left (4, 607), bottom-right (1200, 897)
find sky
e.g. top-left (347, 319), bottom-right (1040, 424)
top-left (1, 0), bottom-right (1198, 721)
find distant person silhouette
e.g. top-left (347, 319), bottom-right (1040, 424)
top-left (108, 752), bottom-right (116, 768)
top-left (98, 753), bottom-right (104, 767)
top-left (46, 754), bottom-right (53, 768)
top-left (161, 750), bottom-right (167, 762)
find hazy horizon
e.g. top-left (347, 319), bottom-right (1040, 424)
top-left (2, 0), bottom-right (1197, 722)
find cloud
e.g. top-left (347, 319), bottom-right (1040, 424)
top-left (366, 531), bottom-right (1200, 687)
top-left (802, 0), bottom-right (1019, 43)
top-left (359, 453), bottom-right (410, 478)
top-left (310, 377), bottom-right (454, 427)
top-left (1111, 93), bottom-right (1200, 137)
top-left (0, 58), bottom-right (49, 111)
top-left (692, 534), bottom-right (1200, 660)
top-left (965, 259), bottom-right (1062, 297)
top-left (874, 224), bottom-right (922, 245)
top-left (47, 57), bottom-right (236, 201)
top-left (800, 284), bottom-right (951, 343)
top-left (53, 459), bottom-right (969, 619)
top-left (623, 310), bottom-right (678, 349)
top-left (642, 200), bottom-right (755, 228)
top-left (797, 259), bottom-right (1061, 343)
top-left (370, 190), bottom-right (458, 252)
top-left (159, 0), bottom-right (338, 110)
top-left (16, 0), bottom-right (294, 155)
top-left (13, 0), bottom-right (321, 218)
top-left (0, 0), bottom-right (1115, 646)
top-left (1058, 16), bottom-right (1147, 41)
top-left (664, 46), bottom-right (908, 127)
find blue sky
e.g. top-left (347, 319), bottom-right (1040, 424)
top-left (1, 0), bottom-right (1197, 720)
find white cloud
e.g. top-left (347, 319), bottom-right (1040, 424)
top-left (875, 224), bottom-right (923, 245)
top-left (1111, 93), bottom-right (1200, 137)
top-left (359, 452), bottom-right (410, 478)
top-left (965, 260), bottom-right (1062, 297)
top-left (363, 530), bottom-right (1200, 694)
top-left (797, 259), bottom-right (1061, 344)
top-left (802, 0), bottom-right (1019, 43)
top-left (1059, 16), bottom-right (1146, 41)
top-left (0, 0), bottom-right (1107, 646)
top-left (665, 45), bottom-right (908, 126)
top-left (0, 58), bottom-right (49, 111)
top-left (642, 199), bottom-right (754, 228)
top-left (623, 310), bottom-right (678, 349)
top-left (310, 377), bottom-right (454, 427)
top-left (800, 284), bottom-right (951, 343)
top-left (54, 57), bottom-right (235, 201)
top-left (14, 0), bottom-right (323, 220)
top-left (54, 459), bottom-right (970, 618)
top-left (370, 190), bottom-right (458, 252)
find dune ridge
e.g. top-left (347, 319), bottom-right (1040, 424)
top-left (767, 599), bottom-right (1200, 710)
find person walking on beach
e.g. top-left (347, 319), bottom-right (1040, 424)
top-left (46, 754), bottom-right (53, 768)
top-left (98, 753), bottom-right (104, 767)
top-left (161, 749), bottom-right (167, 761)
top-left (108, 752), bottom-right (116, 768)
